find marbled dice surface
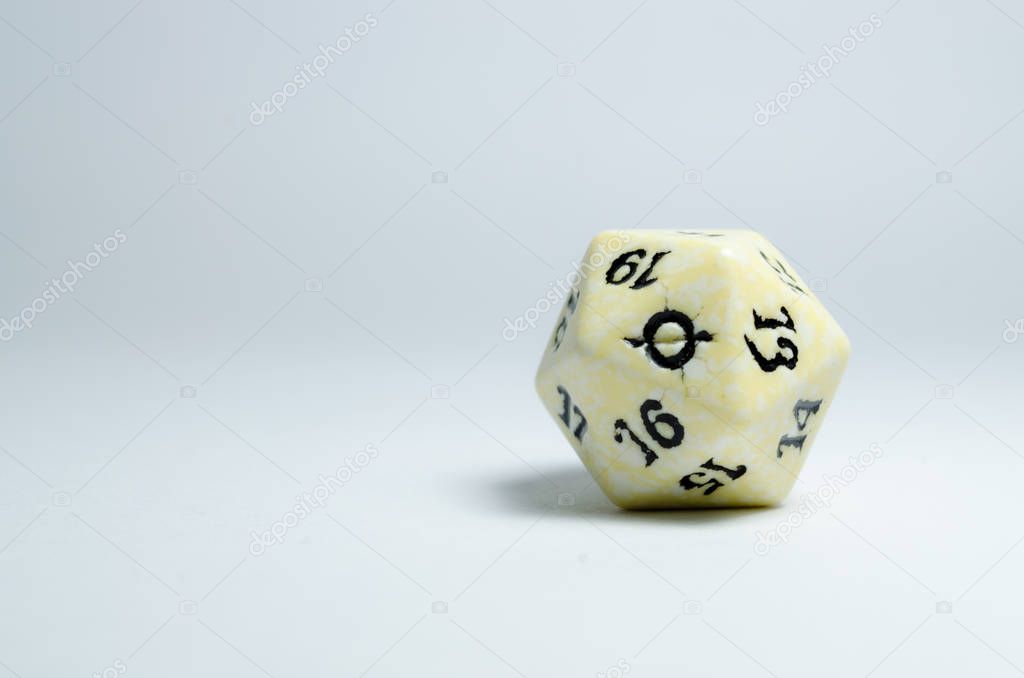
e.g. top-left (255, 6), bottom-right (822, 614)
top-left (536, 229), bottom-right (850, 508)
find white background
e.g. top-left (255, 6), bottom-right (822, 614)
top-left (1, 1), bottom-right (1024, 676)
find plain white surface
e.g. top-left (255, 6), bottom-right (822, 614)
top-left (2, 0), bottom-right (1024, 676)
top-left (2, 352), bottom-right (1022, 677)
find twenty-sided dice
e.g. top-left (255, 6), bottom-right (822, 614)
top-left (535, 230), bottom-right (850, 508)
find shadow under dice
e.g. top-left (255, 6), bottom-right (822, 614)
top-left (535, 229), bottom-right (850, 509)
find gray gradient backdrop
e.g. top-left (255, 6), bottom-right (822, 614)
top-left (2, 1), bottom-right (1024, 677)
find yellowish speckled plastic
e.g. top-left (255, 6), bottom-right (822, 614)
top-left (536, 229), bottom-right (850, 508)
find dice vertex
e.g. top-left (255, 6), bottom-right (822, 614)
top-left (535, 229), bottom-right (849, 509)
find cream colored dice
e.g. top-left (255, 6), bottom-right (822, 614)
top-left (536, 230), bottom-right (850, 508)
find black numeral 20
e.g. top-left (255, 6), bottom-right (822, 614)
top-left (606, 249), bottom-right (670, 289)
top-left (556, 386), bottom-right (588, 441)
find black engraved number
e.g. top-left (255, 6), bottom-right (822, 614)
top-left (557, 386), bottom-right (571, 427)
top-left (745, 337), bottom-right (798, 372)
top-left (552, 288), bottom-right (580, 352)
top-left (614, 420), bottom-right (659, 466)
top-left (631, 251), bottom-right (670, 288)
top-left (640, 399), bottom-right (684, 448)
top-left (573, 411), bottom-right (587, 440)
top-left (753, 307), bottom-right (794, 331)
top-left (553, 317), bottom-right (568, 350)
top-left (567, 287), bottom-right (580, 312)
top-left (679, 458), bottom-right (747, 495)
top-left (793, 399), bottom-right (821, 430)
top-left (776, 399), bottom-right (823, 458)
top-left (776, 434), bottom-right (806, 458)
top-left (556, 386), bottom-right (587, 441)
top-left (606, 249), bottom-right (670, 289)
top-left (760, 250), bottom-right (805, 295)
top-left (606, 250), bottom-right (644, 284)
top-left (745, 307), bottom-right (798, 372)
top-left (614, 398), bottom-right (684, 467)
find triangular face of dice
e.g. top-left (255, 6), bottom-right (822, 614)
top-left (717, 232), bottom-right (850, 492)
top-left (536, 229), bottom-right (850, 509)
